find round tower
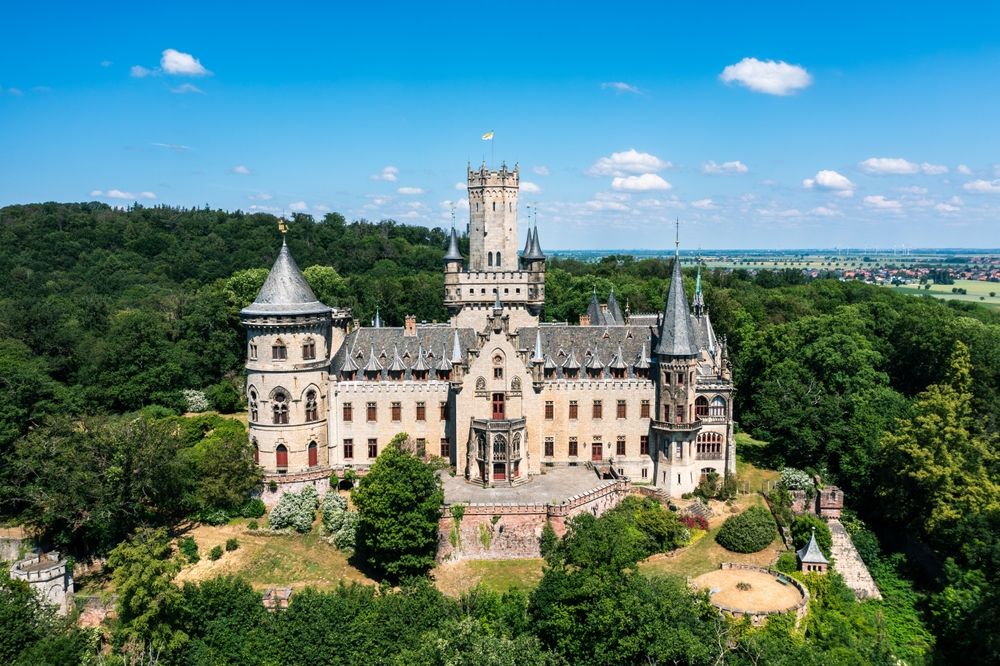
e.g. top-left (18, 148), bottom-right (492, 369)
top-left (241, 236), bottom-right (334, 503)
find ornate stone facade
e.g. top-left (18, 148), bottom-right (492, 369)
top-left (244, 162), bottom-right (736, 504)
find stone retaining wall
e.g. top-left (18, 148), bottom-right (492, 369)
top-left (714, 563), bottom-right (810, 627)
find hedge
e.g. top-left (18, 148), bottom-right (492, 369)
top-left (715, 505), bottom-right (777, 553)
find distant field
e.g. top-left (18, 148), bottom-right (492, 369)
top-left (890, 279), bottom-right (1000, 309)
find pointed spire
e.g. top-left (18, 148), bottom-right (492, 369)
top-left (607, 288), bottom-right (624, 325)
top-left (436, 345), bottom-right (453, 373)
top-left (562, 348), bottom-right (580, 370)
top-left (372, 307), bottom-right (382, 328)
top-left (444, 227), bottom-right (462, 262)
top-left (412, 344), bottom-right (431, 372)
top-left (363, 344), bottom-right (382, 374)
top-left (634, 340), bottom-right (650, 369)
top-left (532, 329), bottom-right (544, 363)
top-left (450, 329), bottom-right (463, 364)
top-left (523, 225), bottom-right (545, 260)
top-left (692, 265), bottom-right (705, 315)
top-left (522, 227), bottom-right (534, 257)
top-left (586, 291), bottom-right (602, 326)
top-left (388, 345), bottom-right (407, 372)
top-left (609, 344), bottom-right (627, 370)
top-left (242, 238), bottom-right (331, 316)
top-left (655, 239), bottom-right (698, 357)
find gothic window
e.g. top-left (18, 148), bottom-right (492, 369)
top-left (367, 402), bottom-right (377, 421)
top-left (272, 339), bottom-right (287, 361)
top-left (440, 438), bottom-right (450, 458)
top-left (569, 400), bottom-right (578, 419)
top-left (308, 441), bottom-right (318, 467)
top-left (493, 434), bottom-right (507, 461)
top-left (249, 342), bottom-right (258, 360)
top-left (477, 434), bottom-right (487, 459)
top-left (494, 367), bottom-right (503, 379)
top-left (617, 436), bottom-right (626, 456)
top-left (440, 401), bottom-right (449, 420)
top-left (592, 400), bottom-right (602, 419)
top-left (275, 443), bottom-right (288, 468)
top-left (272, 390), bottom-right (289, 424)
top-left (249, 388), bottom-right (259, 422)
top-left (302, 338), bottom-right (316, 360)
top-left (496, 251), bottom-right (501, 265)
top-left (305, 390), bottom-right (319, 422)
top-left (696, 432), bottom-right (724, 456)
top-left (491, 393), bottom-right (505, 419)
top-left (545, 401), bottom-right (553, 419)
top-left (695, 396), bottom-right (709, 417)
top-left (710, 396), bottom-right (726, 417)
top-left (488, 252), bottom-right (494, 267)
top-left (512, 432), bottom-right (521, 457)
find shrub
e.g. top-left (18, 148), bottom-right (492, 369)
top-left (205, 380), bottom-right (244, 413)
top-left (194, 508), bottom-right (230, 526)
top-left (225, 538), bottom-right (239, 552)
top-left (775, 551), bottom-right (799, 573)
top-left (791, 514), bottom-right (833, 558)
top-left (736, 581), bottom-right (752, 591)
top-left (322, 491), bottom-right (358, 550)
top-left (247, 520), bottom-right (259, 531)
top-left (694, 472), bottom-right (720, 499)
top-left (269, 486), bottom-right (319, 533)
top-left (209, 545), bottom-right (223, 561)
top-left (239, 498), bottom-right (266, 519)
top-left (268, 481), bottom-right (278, 492)
top-left (779, 467), bottom-right (812, 491)
top-left (767, 486), bottom-right (794, 527)
top-left (715, 505), bottom-right (777, 553)
top-left (178, 536), bottom-right (199, 563)
top-left (332, 512), bottom-right (359, 550)
top-left (182, 389), bottom-right (210, 413)
top-left (680, 515), bottom-right (709, 531)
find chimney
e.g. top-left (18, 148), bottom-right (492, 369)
top-left (579, 314), bottom-right (591, 327)
top-left (404, 315), bottom-right (417, 337)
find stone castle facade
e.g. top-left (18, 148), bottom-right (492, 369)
top-left (242, 162), bottom-right (735, 503)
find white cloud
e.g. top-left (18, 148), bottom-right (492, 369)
top-left (231, 165), bottom-right (251, 175)
top-left (859, 157), bottom-right (919, 174)
top-left (370, 165), bottom-right (399, 182)
top-left (601, 81), bottom-right (641, 95)
top-left (864, 195), bottom-right (902, 210)
top-left (758, 208), bottom-right (802, 218)
top-left (100, 59), bottom-right (113, 67)
top-left (935, 202), bottom-right (960, 213)
top-left (963, 179), bottom-right (1000, 194)
top-left (289, 201), bottom-right (308, 212)
top-left (702, 160), bottom-right (748, 174)
top-left (532, 165), bottom-right (550, 176)
top-left (810, 206), bottom-right (841, 217)
top-left (152, 142), bottom-right (192, 152)
top-left (589, 149), bottom-right (670, 176)
top-left (91, 189), bottom-right (156, 200)
top-left (521, 181), bottom-right (542, 193)
top-left (397, 186), bottom-right (425, 195)
top-left (921, 162), bottom-right (948, 175)
top-left (957, 164), bottom-right (972, 175)
top-left (691, 198), bottom-right (717, 210)
top-left (248, 204), bottom-right (281, 214)
top-left (314, 204), bottom-right (331, 213)
top-left (586, 199), bottom-right (630, 212)
top-left (130, 65), bottom-right (154, 78)
top-left (248, 192), bottom-right (272, 201)
top-left (453, 182), bottom-right (466, 191)
top-left (160, 48), bottom-right (210, 76)
top-left (169, 83), bottom-right (203, 94)
top-left (896, 186), bottom-right (928, 194)
top-left (803, 170), bottom-right (855, 195)
top-left (719, 57), bottom-right (812, 95)
top-left (611, 173), bottom-right (671, 191)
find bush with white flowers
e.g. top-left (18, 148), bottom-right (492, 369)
top-left (182, 389), bottom-right (210, 413)
top-left (322, 492), bottom-right (358, 550)
top-left (269, 486), bottom-right (319, 533)
top-left (779, 467), bottom-right (812, 491)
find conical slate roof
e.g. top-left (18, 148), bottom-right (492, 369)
top-left (444, 227), bottom-right (463, 262)
top-left (522, 227), bottom-right (534, 257)
top-left (607, 288), bottom-right (624, 324)
top-left (523, 226), bottom-right (545, 260)
top-left (436, 346), bottom-right (453, 373)
top-left (388, 345), bottom-right (407, 372)
top-left (796, 529), bottom-right (829, 565)
top-left (242, 238), bottom-right (331, 316)
top-left (450, 329), bottom-right (463, 364)
top-left (532, 329), bottom-right (544, 363)
top-left (655, 254), bottom-right (698, 357)
top-left (586, 291), bottom-right (603, 325)
top-left (562, 348), bottom-right (580, 370)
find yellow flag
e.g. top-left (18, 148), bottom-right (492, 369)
top-left (481, 131), bottom-right (494, 141)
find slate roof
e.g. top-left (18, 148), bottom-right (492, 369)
top-left (797, 529), bottom-right (829, 565)
top-left (331, 326), bottom-right (478, 379)
top-left (444, 227), bottom-right (463, 262)
top-left (523, 226), bottom-right (545, 260)
top-left (242, 238), bottom-right (332, 316)
top-left (517, 325), bottom-right (655, 379)
top-left (654, 255), bottom-right (698, 357)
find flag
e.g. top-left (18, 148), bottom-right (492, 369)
top-left (481, 131), bottom-right (494, 141)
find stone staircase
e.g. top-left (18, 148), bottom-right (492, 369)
top-left (828, 519), bottom-right (881, 600)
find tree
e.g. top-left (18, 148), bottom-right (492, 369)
top-left (791, 514), bottom-right (833, 558)
top-left (716, 505), bottom-right (777, 553)
top-left (352, 433), bottom-right (444, 580)
top-left (183, 417), bottom-right (261, 514)
top-left (107, 527), bottom-right (186, 655)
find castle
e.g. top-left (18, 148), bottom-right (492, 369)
top-left (242, 162), bottom-right (735, 504)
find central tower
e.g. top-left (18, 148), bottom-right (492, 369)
top-left (468, 162), bottom-right (519, 271)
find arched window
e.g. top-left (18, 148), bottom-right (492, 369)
top-left (488, 252), bottom-right (493, 267)
top-left (495, 252), bottom-right (501, 266)
top-left (305, 390), bottom-right (319, 421)
top-left (249, 388), bottom-right (259, 422)
top-left (695, 396), bottom-right (709, 417)
top-left (275, 443), bottom-right (288, 468)
top-left (272, 390), bottom-right (289, 424)
top-left (302, 338), bottom-right (316, 360)
top-left (493, 434), bottom-right (507, 460)
top-left (710, 396), bottom-right (726, 417)
top-left (272, 338), bottom-right (287, 361)
top-left (512, 432), bottom-right (521, 458)
top-left (308, 441), bottom-right (318, 467)
top-left (696, 432), bottom-right (723, 455)
top-left (477, 434), bottom-right (487, 460)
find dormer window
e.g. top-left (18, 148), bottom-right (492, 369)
top-left (272, 339), bottom-right (287, 361)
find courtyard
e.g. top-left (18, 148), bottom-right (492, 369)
top-left (440, 465), bottom-right (608, 505)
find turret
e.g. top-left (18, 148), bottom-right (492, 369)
top-left (444, 227), bottom-right (463, 273)
top-left (467, 162), bottom-right (519, 271)
top-left (653, 247), bottom-right (700, 429)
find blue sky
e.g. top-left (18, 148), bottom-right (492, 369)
top-left (2, 1), bottom-right (999, 249)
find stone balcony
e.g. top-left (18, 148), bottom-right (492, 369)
top-left (471, 417), bottom-right (527, 431)
top-left (651, 418), bottom-right (703, 433)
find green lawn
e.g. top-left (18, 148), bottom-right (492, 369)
top-left (891, 279), bottom-right (1000, 309)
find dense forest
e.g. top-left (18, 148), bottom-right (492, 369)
top-left (1, 203), bottom-right (998, 664)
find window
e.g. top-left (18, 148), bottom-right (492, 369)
top-left (275, 444), bottom-right (288, 468)
top-left (616, 399), bottom-right (626, 419)
top-left (343, 439), bottom-right (354, 459)
top-left (415, 438), bottom-right (426, 457)
top-left (617, 436), bottom-right (626, 456)
top-left (302, 338), bottom-right (316, 360)
top-left (675, 404), bottom-right (685, 424)
top-left (440, 401), bottom-right (449, 420)
top-left (343, 402), bottom-right (352, 422)
top-left (695, 396), bottom-right (709, 417)
top-left (640, 400), bottom-right (650, 418)
top-left (368, 439), bottom-right (378, 458)
top-left (272, 391), bottom-right (289, 424)
top-left (496, 252), bottom-right (501, 265)
top-left (308, 441), bottom-right (318, 467)
top-left (494, 367), bottom-right (503, 379)
top-left (249, 388), bottom-right (259, 422)
top-left (367, 402), bottom-right (377, 422)
top-left (710, 396), bottom-right (726, 417)
top-left (440, 438), bottom-right (450, 458)
top-left (569, 401), bottom-right (578, 419)
top-left (640, 435), bottom-right (649, 456)
top-left (305, 390), bottom-right (319, 422)
top-left (675, 441), bottom-right (683, 458)
top-left (416, 401), bottom-right (426, 421)
top-left (249, 343), bottom-right (258, 360)
top-left (696, 432), bottom-right (724, 457)
top-left (488, 252), bottom-right (493, 266)
top-left (569, 437), bottom-right (578, 457)
top-left (391, 402), bottom-right (401, 421)
top-left (592, 400), bottom-right (602, 419)
top-left (491, 393), bottom-right (505, 419)
top-left (272, 339), bottom-right (287, 361)
top-left (641, 468), bottom-right (648, 479)
top-left (545, 437), bottom-right (554, 457)
top-left (545, 401), bottom-right (554, 420)
top-left (677, 372), bottom-right (684, 385)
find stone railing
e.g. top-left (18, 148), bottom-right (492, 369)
top-left (711, 563), bottom-right (810, 625)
